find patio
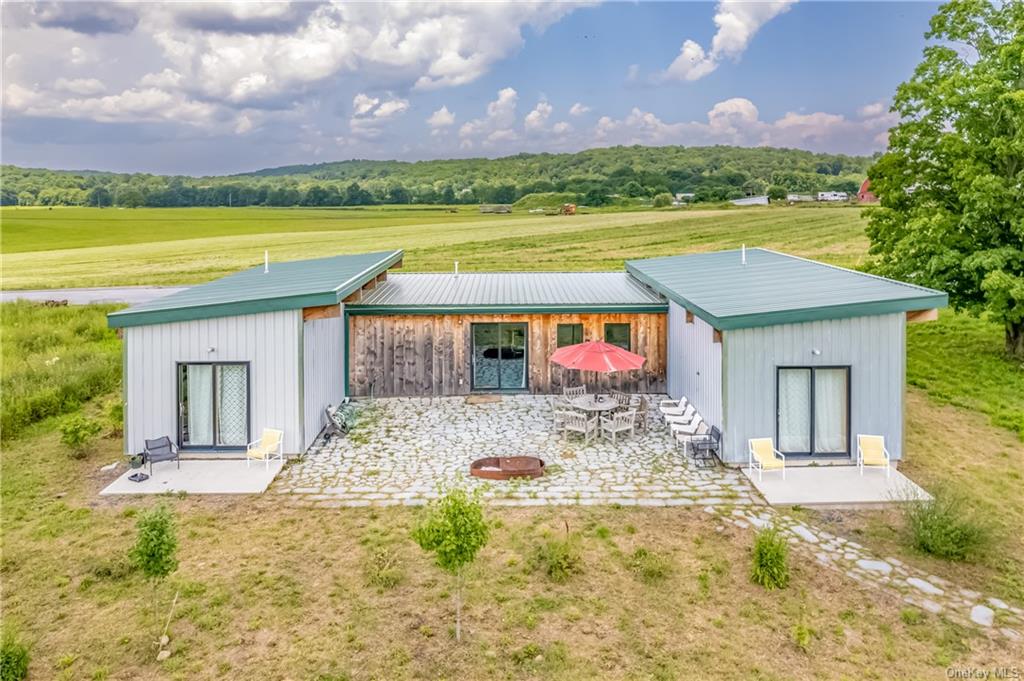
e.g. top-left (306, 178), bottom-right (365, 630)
top-left (275, 395), bottom-right (762, 507)
top-left (742, 465), bottom-right (931, 507)
top-left (101, 459), bottom-right (284, 495)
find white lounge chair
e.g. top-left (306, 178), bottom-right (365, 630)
top-left (247, 428), bottom-right (284, 469)
top-left (857, 434), bottom-right (891, 478)
top-left (748, 437), bottom-right (786, 481)
top-left (600, 409), bottom-right (637, 443)
top-left (658, 397), bottom-right (688, 419)
top-left (664, 403), bottom-right (697, 426)
top-left (672, 415), bottom-right (705, 452)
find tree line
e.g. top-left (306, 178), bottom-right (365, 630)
top-left (1, 145), bottom-right (870, 208)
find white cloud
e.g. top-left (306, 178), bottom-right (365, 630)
top-left (234, 113), bottom-right (254, 134)
top-left (69, 46), bottom-right (92, 65)
top-left (460, 87), bottom-right (518, 143)
top-left (552, 121), bottom-right (572, 135)
top-left (662, 0), bottom-right (796, 82)
top-left (858, 101), bottom-right (888, 118)
top-left (54, 77), bottom-right (105, 96)
top-left (426, 105), bottom-right (455, 128)
top-left (569, 102), bottom-right (590, 116)
top-left (352, 93), bottom-right (380, 116)
top-left (524, 101), bottom-right (553, 131)
top-left (374, 98), bottom-right (409, 119)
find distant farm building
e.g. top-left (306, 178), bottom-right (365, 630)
top-left (817, 191), bottom-right (849, 202)
top-left (786, 193), bottom-right (814, 203)
top-left (673, 192), bottom-right (695, 206)
top-left (730, 195), bottom-right (769, 207)
top-left (858, 179), bottom-right (878, 203)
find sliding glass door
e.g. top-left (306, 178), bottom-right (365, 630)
top-left (776, 366), bottom-right (849, 456)
top-left (177, 362), bottom-right (250, 449)
top-left (471, 323), bottom-right (528, 391)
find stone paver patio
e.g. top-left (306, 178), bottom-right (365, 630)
top-left (275, 395), bottom-right (761, 507)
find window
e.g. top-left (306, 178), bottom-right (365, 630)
top-left (603, 323), bottom-right (631, 350)
top-left (177, 363), bottom-right (250, 449)
top-left (556, 323), bottom-right (583, 347)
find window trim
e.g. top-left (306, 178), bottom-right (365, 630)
top-left (175, 361), bottom-right (252, 451)
top-left (774, 365), bottom-right (851, 457)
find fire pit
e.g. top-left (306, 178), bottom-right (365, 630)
top-left (469, 456), bottom-right (545, 480)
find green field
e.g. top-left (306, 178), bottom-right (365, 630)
top-left (1, 205), bottom-right (870, 289)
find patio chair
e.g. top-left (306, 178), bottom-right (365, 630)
top-left (563, 385), bottom-right (587, 399)
top-left (857, 434), bottom-right (891, 478)
top-left (610, 390), bottom-right (632, 410)
top-left (553, 409), bottom-right (578, 434)
top-left (671, 415), bottom-right (705, 454)
top-left (247, 428), bottom-right (284, 469)
top-left (562, 411), bottom-right (598, 444)
top-left (664, 403), bottom-right (697, 427)
top-left (658, 397), bottom-right (689, 420)
top-left (748, 437), bottom-right (786, 481)
top-left (143, 436), bottom-right (179, 474)
top-left (689, 425), bottom-right (721, 468)
top-left (600, 409), bottom-right (637, 443)
top-left (634, 396), bottom-right (650, 433)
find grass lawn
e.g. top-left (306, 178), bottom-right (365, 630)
top-left (1, 205), bottom-right (869, 289)
top-left (1, 409), bottom-right (1013, 680)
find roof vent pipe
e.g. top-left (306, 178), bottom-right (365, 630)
top-left (264, 250), bottom-right (269, 274)
top-left (741, 244), bottom-right (746, 265)
top-left (454, 260), bottom-right (459, 277)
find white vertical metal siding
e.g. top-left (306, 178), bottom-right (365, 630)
top-left (302, 313), bottom-right (344, 450)
top-left (666, 301), bottom-right (723, 428)
top-left (123, 310), bottom-right (303, 454)
top-left (722, 313), bottom-right (905, 464)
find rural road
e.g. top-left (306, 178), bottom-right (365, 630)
top-left (0, 286), bottom-right (186, 305)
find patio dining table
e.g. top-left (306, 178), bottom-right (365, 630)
top-left (571, 394), bottom-right (619, 414)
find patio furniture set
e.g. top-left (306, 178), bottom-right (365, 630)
top-left (553, 385), bottom-right (651, 445)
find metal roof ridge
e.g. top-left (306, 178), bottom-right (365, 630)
top-left (388, 270), bottom-right (627, 275)
top-left (330, 249), bottom-right (404, 293)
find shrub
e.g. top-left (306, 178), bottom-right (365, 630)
top-left (627, 547), bottom-right (672, 584)
top-left (652, 192), bottom-right (674, 208)
top-left (791, 621), bottom-right (814, 653)
top-left (750, 526), bottom-right (790, 590)
top-left (530, 536), bottom-right (582, 583)
top-left (106, 400), bottom-right (124, 437)
top-left (0, 630), bottom-right (29, 681)
top-left (59, 413), bottom-right (103, 458)
top-left (131, 506), bottom-right (178, 582)
top-left (903, 489), bottom-right (991, 561)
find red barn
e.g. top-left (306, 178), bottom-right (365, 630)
top-left (858, 178), bottom-right (878, 203)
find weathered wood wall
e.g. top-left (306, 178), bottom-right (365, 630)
top-left (348, 313), bottom-right (667, 397)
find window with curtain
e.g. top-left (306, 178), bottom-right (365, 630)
top-left (776, 366), bottom-right (849, 456)
top-left (556, 323), bottom-right (583, 347)
top-left (178, 363), bottom-right (249, 448)
top-left (603, 323), bottom-right (631, 350)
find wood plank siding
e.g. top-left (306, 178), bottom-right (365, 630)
top-left (348, 313), bottom-right (667, 397)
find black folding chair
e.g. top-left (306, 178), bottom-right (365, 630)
top-left (689, 425), bottom-right (721, 469)
top-left (143, 436), bottom-right (180, 474)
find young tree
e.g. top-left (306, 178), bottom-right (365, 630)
top-left (865, 0), bottom-right (1024, 356)
top-left (131, 505), bottom-right (179, 623)
top-left (411, 487), bottom-right (489, 642)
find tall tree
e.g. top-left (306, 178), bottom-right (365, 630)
top-left (865, 0), bottom-right (1024, 356)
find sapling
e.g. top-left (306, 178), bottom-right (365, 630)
top-left (130, 505), bottom-right (179, 634)
top-left (411, 487), bottom-right (489, 642)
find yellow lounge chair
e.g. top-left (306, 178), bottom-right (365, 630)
top-left (247, 428), bottom-right (284, 469)
top-left (748, 437), bottom-right (786, 481)
top-left (857, 434), bottom-right (890, 478)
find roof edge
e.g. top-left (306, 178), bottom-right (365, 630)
top-left (346, 303), bottom-right (669, 316)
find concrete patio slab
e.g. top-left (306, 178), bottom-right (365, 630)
top-left (101, 459), bottom-right (283, 495)
top-left (742, 465), bottom-right (931, 507)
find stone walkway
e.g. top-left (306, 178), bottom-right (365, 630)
top-left (719, 507), bottom-right (1024, 642)
top-left (275, 395), bottom-right (761, 507)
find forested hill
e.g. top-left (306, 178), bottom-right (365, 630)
top-left (1, 145), bottom-right (873, 208)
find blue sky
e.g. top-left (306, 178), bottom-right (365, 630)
top-left (1, 1), bottom-right (940, 175)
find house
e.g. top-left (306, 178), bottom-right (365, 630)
top-left (817, 191), bottom-right (849, 202)
top-left (730, 195), bottom-right (769, 206)
top-left (626, 249), bottom-right (945, 465)
top-left (786, 194), bottom-right (814, 203)
top-left (858, 179), bottom-right (878, 203)
top-left (109, 247), bottom-right (946, 467)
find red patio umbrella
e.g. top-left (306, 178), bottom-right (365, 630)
top-left (549, 341), bottom-right (646, 373)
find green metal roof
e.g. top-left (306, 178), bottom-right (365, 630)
top-left (108, 250), bottom-right (403, 328)
top-left (626, 248), bottom-right (947, 330)
top-left (347, 272), bottom-right (667, 315)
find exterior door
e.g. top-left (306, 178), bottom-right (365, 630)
top-left (776, 366), bottom-right (849, 456)
top-left (177, 362), bottom-right (250, 449)
top-left (471, 323), bottom-right (528, 390)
